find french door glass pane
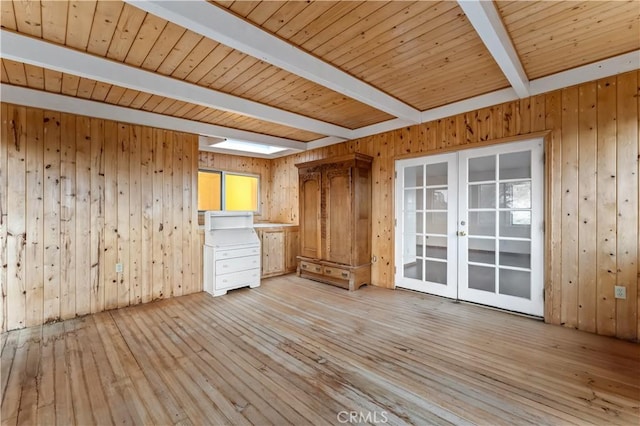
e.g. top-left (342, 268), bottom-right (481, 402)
top-left (425, 212), bottom-right (447, 235)
top-left (468, 265), bottom-right (495, 292)
top-left (426, 163), bottom-right (448, 185)
top-left (415, 234), bottom-right (424, 257)
top-left (404, 260), bottom-right (422, 280)
top-left (499, 181), bottom-right (531, 208)
top-left (469, 183), bottom-right (496, 208)
top-left (469, 212), bottom-right (495, 236)
top-left (499, 269), bottom-right (531, 298)
top-left (469, 156), bottom-right (496, 182)
top-left (499, 151), bottom-right (531, 180)
top-left (404, 165), bottom-right (424, 187)
top-left (425, 236), bottom-right (447, 259)
top-left (416, 212), bottom-right (424, 234)
top-left (426, 188), bottom-right (448, 209)
top-left (403, 233), bottom-right (419, 258)
top-left (465, 151), bottom-right (535, 300)
top-left (404, 188), bottom-right (423, 211)
top-left (404, 211), bottom-right (423, 234)
top-left (402, 160), bottom-right (457, 286)
top-left (499, 240), bottom-right (531, 268)
top-left (401, 160), bottom-right (450, 287)
top-left (499, 211), bottom-right (531, 238)
top-left (425, 261), bottom-right (447, 284)
top-left (469, 238), bottom-right (495, 264)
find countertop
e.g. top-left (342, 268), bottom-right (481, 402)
top-left (198, 223), bottom-right (297, 231)
top-left (253, 223), bottom-right (297, 228)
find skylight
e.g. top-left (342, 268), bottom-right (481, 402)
top-left (210, 139), bottom-right (288, 155)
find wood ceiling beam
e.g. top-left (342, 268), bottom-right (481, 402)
top-left (2, 31), bottom-right (635, 157)
top-left (124, 0), bottom-right (422, 123)
top-left (3, 49), bottom-right (635, 152)
top-left (320, 50), bottom-right (639, 147)
top-left (0, 84), bottom-right (308, 154)
top-left (0, 29), bottom-right (352, 139)
top-left (458, 0), bottom-right (531, 98)
top-left (529, 50), bottom-right (640, 96)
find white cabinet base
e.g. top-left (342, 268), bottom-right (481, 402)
top-left (212, 277), bottom-right (260, 297)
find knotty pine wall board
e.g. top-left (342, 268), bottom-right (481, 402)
top-left (1, 71), bottom-right (638, 343)
top-left (0, 105), bottom-right (199, 331)
top-left (268, 70), bottom-right (639, 341)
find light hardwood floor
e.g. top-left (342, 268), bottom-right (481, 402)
top-left (2, 275), bottom-right (639, 425)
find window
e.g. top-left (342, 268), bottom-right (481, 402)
top-left (224, 173), bottom-right (259, 211)
top-left (197, 170), bottom-right (222, 211)
top-left (198, 170), bottom-right (259, 212)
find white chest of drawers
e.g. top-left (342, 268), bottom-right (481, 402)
top-left (203, 212), bottom-right (261, 297)
top-left (203, 245), bottom-right (261, 296)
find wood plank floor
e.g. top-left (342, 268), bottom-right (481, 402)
top-left (2, 274), bottom-right (639, 425)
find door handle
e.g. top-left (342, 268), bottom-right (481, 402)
top-left (457, 231), bottom-right (467, 236)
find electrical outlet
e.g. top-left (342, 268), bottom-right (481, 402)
top-left (116, 263), bottom-right (123, 273)
top-left (614, 286), bottom-right (626, 299)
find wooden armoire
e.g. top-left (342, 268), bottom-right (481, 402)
top-left (295, 153), bottom-right (373, 290)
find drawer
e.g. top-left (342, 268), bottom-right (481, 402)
top-left (216, 255), bottom-right (260, 275)
top-left (217, 246), bottom-right (260, 259)
top-left (323, 266), bottom-right (351, 281)
top-left (217, 268), bottom-right (260, 290)
top-left (299, 260), bottom-right (323, 274)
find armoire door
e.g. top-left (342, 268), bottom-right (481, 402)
top-left (299, 172), bottom-right (321, 259)
top-left (395, 139), bottom-right (544, 317)
top-left (324, 167), bottom-right (352, 264)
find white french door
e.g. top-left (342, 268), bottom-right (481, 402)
top-left (395, 153), bottom-right (459, 298)
top-left (395, 139), bottom-right (544, 317)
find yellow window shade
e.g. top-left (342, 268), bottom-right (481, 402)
top-left (198, 171), bottom-right (221, 211)
top-left (225, 174), bottom-right (258, 211)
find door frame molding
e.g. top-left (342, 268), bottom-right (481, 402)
top-left (392, 131), bottom-right (554, 321)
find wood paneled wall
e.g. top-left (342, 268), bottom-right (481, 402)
top-left (1, 71), bottom-right (638, 342)
top-left (269, 71), bottom-right (640, 341)
top-left (0, 104), bottom-right (200, 332)
top-left (198, 151), bottom-right (272, 222)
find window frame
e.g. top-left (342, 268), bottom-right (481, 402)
top-left (197, 168), bottom-right (261, 214)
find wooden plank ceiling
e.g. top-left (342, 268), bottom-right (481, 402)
top-left (0, 57), bottom-right (322, 142)
top-left (212, 0), bottom-right (510, 111)
top-left (496, 0), bottom-right (640, 79)
top-left (0, 0), bottom-right (638, 148)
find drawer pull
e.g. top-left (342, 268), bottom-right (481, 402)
top-left (325, 269), bottom-right (331, 273)
top-left (341, 272), bottom-right (348, 278)
top-left (302, 264), bottom-right (308, 269)
top-left (315, 267), bottom-right (321, 272)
